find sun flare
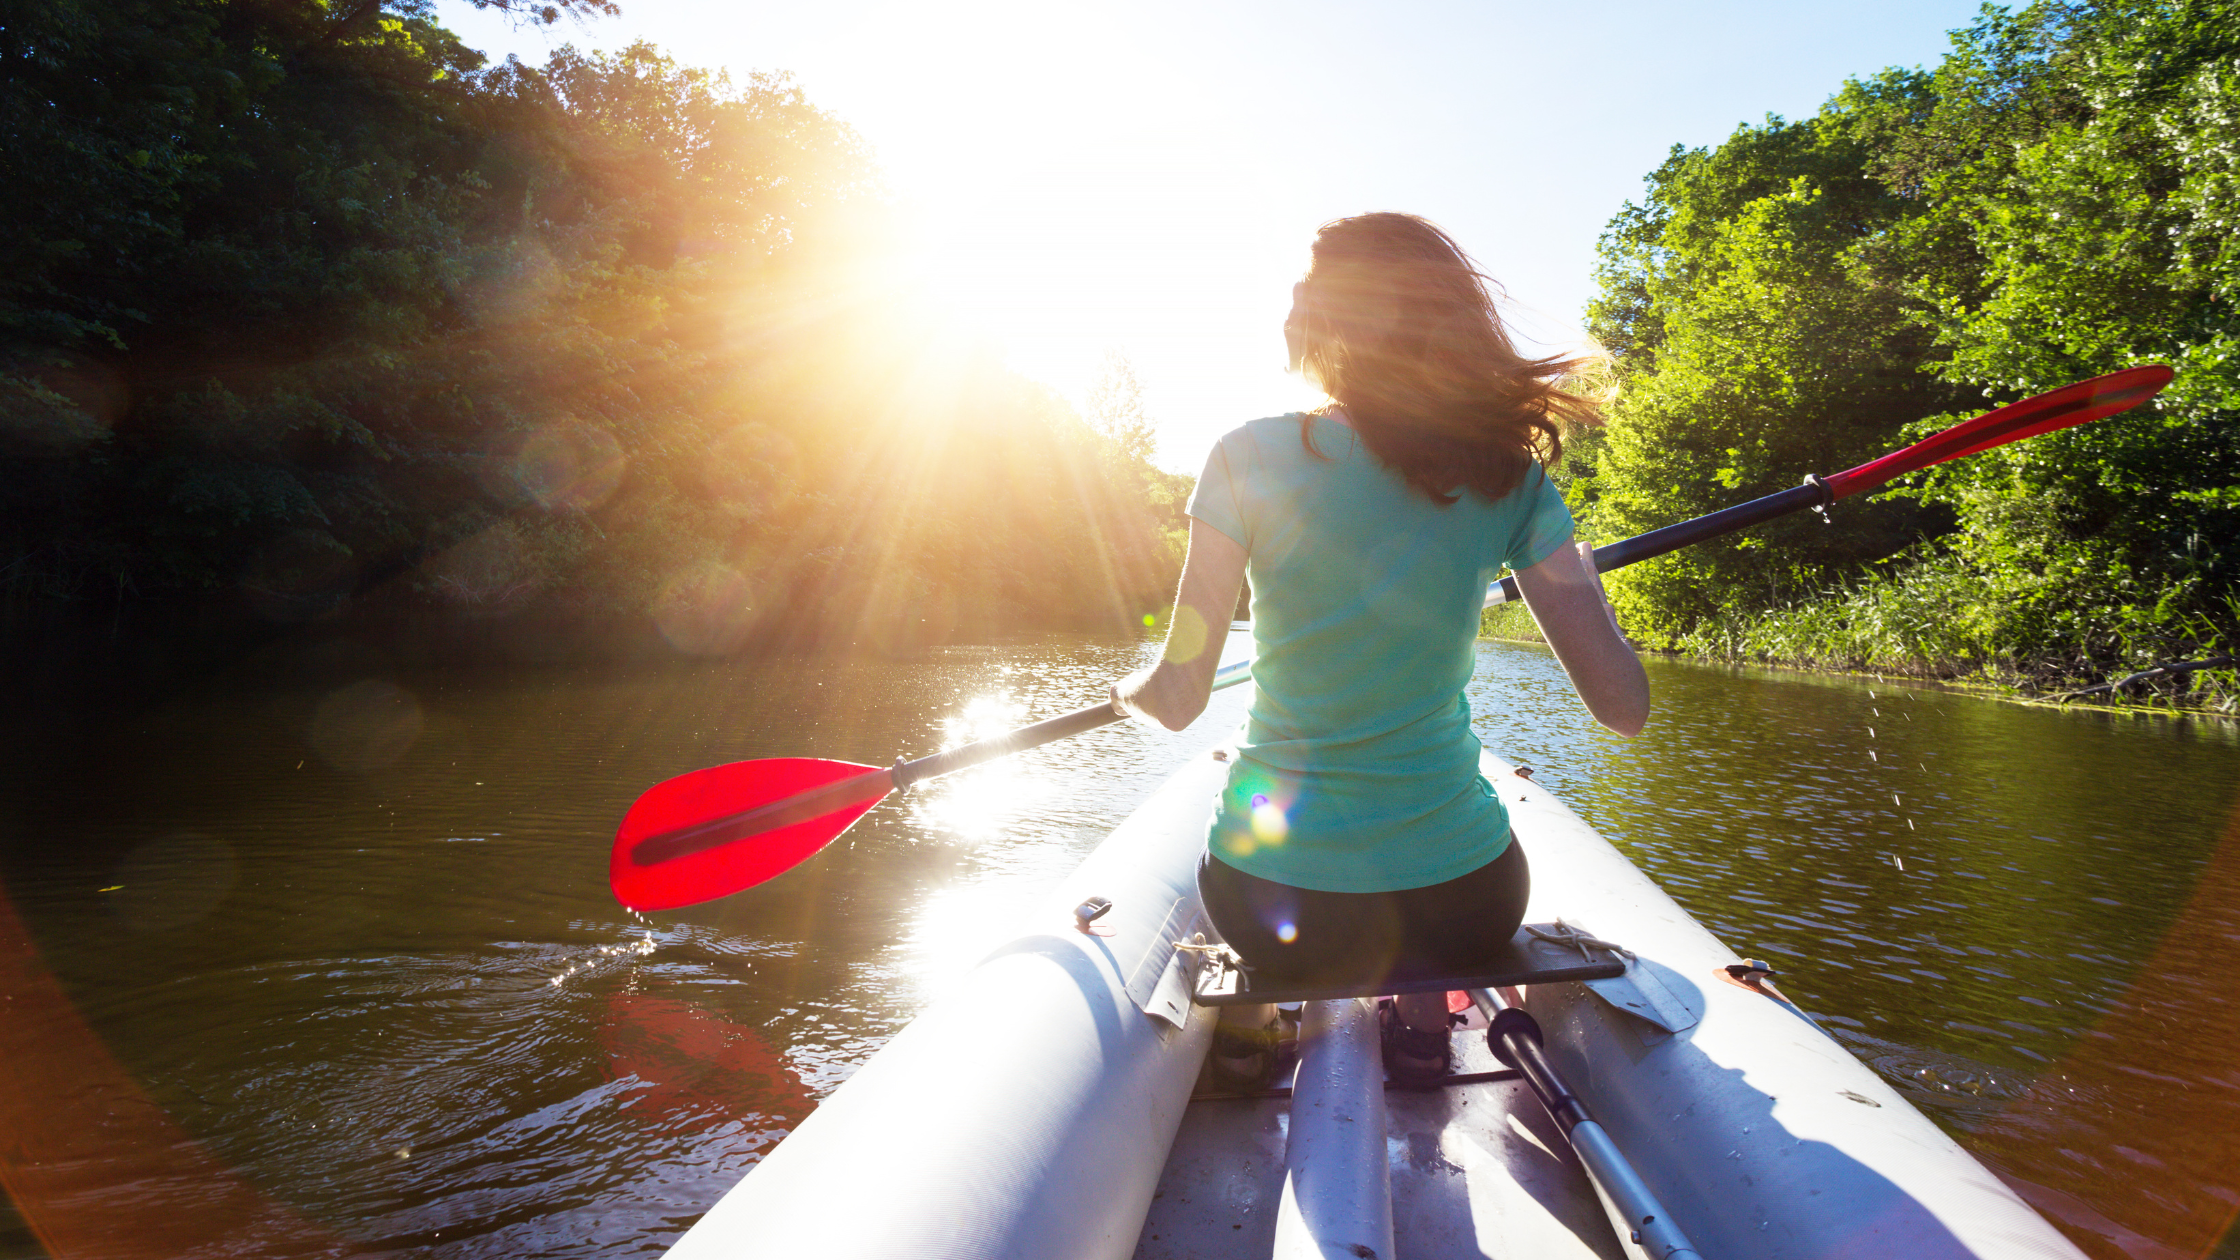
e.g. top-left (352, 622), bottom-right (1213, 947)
top-left (907, 693), bottom-right (1048, 841)
top-left (783, 1), bottom-right (1324, 465)
top-left (902, 881), bottom-right (1029, 988)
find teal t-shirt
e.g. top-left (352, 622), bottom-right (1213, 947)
top-left (1187, 413), bottom-right (1574, 894)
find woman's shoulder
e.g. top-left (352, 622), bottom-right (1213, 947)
top-left (1214, 413), bottom-right (1309, 444)
top-left (1204, 413), bottom-right (1324, 461)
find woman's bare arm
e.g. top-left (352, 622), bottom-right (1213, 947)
top-left (1514, 539), bottom-right (1650, 737)
top-left (1111, 518), bottom-right (1247, 732)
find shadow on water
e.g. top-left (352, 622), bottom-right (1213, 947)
top-left (0, 631), bottom-right (2234, 1257)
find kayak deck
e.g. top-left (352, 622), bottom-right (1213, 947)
top-left (1133, 1002), bottom-right (1623, 1260)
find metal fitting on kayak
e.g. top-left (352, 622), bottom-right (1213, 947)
top-left (1073, 897), bottom-right (1113, 934)
top-left (1720, 957), bottom-right (1791, 1000)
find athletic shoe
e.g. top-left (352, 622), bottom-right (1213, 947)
top-left (1378, 997), bottom-right (1454, 1088)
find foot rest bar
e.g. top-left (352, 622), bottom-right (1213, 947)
top-left (1272, 998), bottom-right (1393, 1260)
top-left (1191, 922), bottom-right (1626, 1007)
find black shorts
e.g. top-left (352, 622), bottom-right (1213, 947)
top-left (1196, 838), bottom-right (1531, 988)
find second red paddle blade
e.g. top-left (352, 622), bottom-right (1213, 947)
top-left (1825, 364), bottom-right (2173, 498)
top-left (610, 757), bottom-right (887, 912)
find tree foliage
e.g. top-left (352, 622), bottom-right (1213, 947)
top-left (0, 1), bottom-right (1181, 657)
top-left (1585, 0), bottom-right (2240, 687)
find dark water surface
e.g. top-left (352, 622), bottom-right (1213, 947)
top-left (2, 634), bottom-right (2236, 1258)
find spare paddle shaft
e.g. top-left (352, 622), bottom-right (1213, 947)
top-left (1482, 363), bottom-right (2172, 608)
top-left (1471, 987), bottom-right (1701, 1260)
top-left (628, 659), bottom-right (1256, 867)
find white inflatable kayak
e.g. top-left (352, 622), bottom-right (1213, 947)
top-left (664, 744), bottom-right (2085, 1260)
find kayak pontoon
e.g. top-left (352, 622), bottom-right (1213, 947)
top-left (664, 745), bottom-right (2085, 1260)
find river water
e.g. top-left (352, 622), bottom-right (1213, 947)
top-left (1, 632), bottom-right (2235, 1259)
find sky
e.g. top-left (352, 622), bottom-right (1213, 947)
top-left (435, 0), bottom-right (1990, 470)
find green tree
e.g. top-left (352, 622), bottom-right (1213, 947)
top-left (1587, 102), bottom-right (1962, 646)
top-left (0, 3), bottom-right (1185, 659)
top-left (1585, 0), bottom-right (2238, 692)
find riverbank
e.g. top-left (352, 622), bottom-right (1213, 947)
top-left (1480, 602), bottom-right (2240, 719)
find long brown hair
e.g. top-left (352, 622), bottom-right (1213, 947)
top-left (1294, 213), bottom-right (1602, 504)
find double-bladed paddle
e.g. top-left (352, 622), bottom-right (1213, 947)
top-left (611, 363), bottom-right (2172, 912)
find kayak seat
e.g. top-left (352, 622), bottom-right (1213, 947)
top-left (1190, 921), bottom-right (1625, 1006)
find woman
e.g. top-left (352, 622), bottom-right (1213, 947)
top-left (1110, 213), bottom-right (1648, 1085)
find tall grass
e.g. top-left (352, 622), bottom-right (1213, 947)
top-left (1672, 556), bottom-right (2239, 714)
top-left (1478, 548), bottom-right (2236, 714)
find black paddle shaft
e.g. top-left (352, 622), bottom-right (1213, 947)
top-left (891, 703), bottom-right (1123, 791)
top-left (1488, 476), bottom-right (1834, 605)
top-left (891, 657), bottom-right (1255, 791)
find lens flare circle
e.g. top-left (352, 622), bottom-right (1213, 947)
top-left (653, 562), bottom-right (758, 656)
top-left (1163, 606), bottom-right (1209, 664)
top-left (514, 423), bottom-right (626, 511)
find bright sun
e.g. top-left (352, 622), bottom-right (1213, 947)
top-left (808, 1), bottom-right (1324, 466)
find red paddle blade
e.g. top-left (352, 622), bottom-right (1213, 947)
top-left (610, 757), bottom-right (888, 912)
top-left (1823, 364), bottom-right (2174, 499)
